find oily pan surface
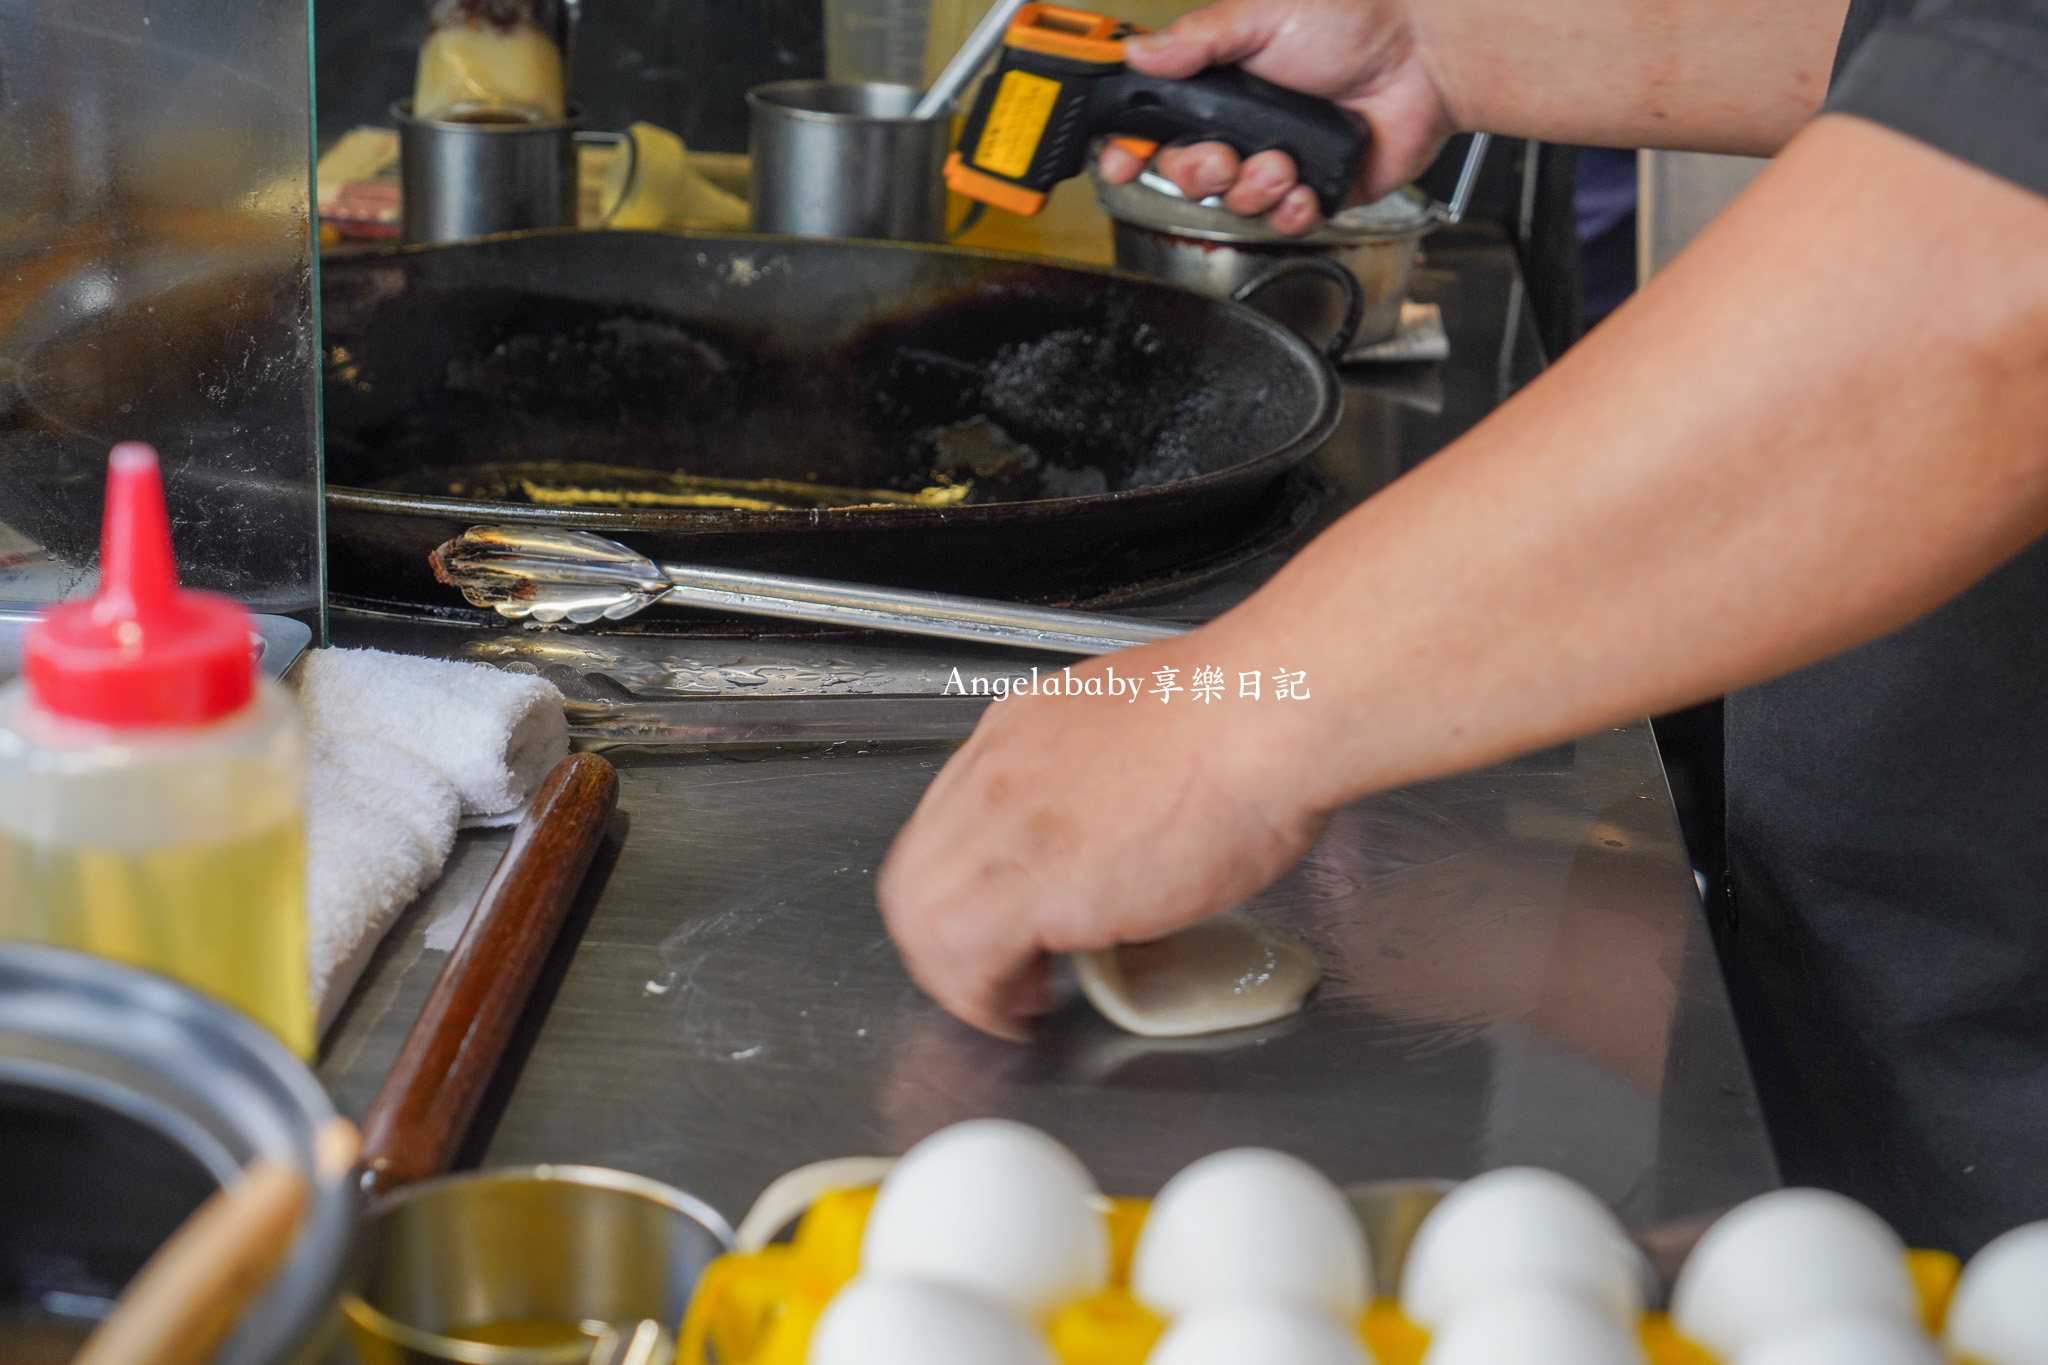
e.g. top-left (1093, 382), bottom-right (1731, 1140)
top-left (320, 233), bottom-right (1324, 514)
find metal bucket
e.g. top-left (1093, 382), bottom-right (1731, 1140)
top-left (0, 945), bottom-right (358, 1365)
top-left (1097, 173), bottom-right (1440, 348)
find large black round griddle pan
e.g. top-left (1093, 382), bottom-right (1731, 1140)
top-left (318, 230), bottom-right (1342, 606)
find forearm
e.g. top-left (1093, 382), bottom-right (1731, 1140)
top-left (1211, 114), bottom-right (2048, 809)
top-left (1122, 0), bottom-right (1855, 227)
top-left (1416, 0), bottom-right (1851, 152)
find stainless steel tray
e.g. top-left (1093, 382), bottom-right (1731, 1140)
top-left (320, 718), bottom-right (1777, 1231)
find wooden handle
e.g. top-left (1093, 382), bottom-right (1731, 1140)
top-left (358, 752), bottom-right (620, 1194)
top-left (72, 1160), bottom-right (308, 1365)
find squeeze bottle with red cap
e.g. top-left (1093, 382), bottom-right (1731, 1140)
top-left (0, 445), bottom-right (310, 1055)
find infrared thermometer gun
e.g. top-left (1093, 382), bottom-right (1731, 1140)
top-left (943, 3), bottom-right (1369, 217)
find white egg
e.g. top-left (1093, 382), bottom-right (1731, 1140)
top-left (1400, 1167), bottom-right (1644, 1329)
top-left (1422, 1286), bottom-right (1647, 1365)
top-left (807, 1277), bottom-right (1055, 1365)
top-left (1145, 1300), bottom-right (1373, 1365)
top-left (1946, 1221), bottom-right (2048, 1365)
top-left (859, 1119), bottom-right (1108, 1319)
top-left (1130, 1148), bottom-right (1371, 1322)
top-left (1735, 1314), bottom-right (1941, 1365)
top-left (1671, 1188), bottom-right (1917, 1359)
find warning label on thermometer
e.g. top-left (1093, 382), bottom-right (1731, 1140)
top-left (973, 69), bottom-right (1062, 179)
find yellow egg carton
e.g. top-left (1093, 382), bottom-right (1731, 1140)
top-left (678, 1183), bottom-right (1964, 1365)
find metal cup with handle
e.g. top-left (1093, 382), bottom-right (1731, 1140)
top-left (746, 81), bottom-right (954, 242)
top-left (395, 100), bottom-right (639, 244)
top-left (342, 1165), bottom-right (731, 1365)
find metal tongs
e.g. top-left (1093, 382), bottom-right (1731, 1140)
top-left (432, 525), bottom-right (1191, 656)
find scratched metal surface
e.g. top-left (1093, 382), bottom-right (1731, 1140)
top-left (319, 721), bottom-right (1775, 1229)
top-left (314, 231), bottom-right (1776, 1224)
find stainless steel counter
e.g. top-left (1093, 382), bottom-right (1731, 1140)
top-left (317, 229), bottom-right (1779, 1228)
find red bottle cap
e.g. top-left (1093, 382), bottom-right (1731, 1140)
top-left (24, 444), bottom-right (257, 727)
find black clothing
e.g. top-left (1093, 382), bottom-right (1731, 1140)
top-left (1832, 0), bottom-right (1915, 82)
top-left (1726, 548), bottom-right (2048, 1252)
top-left (1725, 0), bottom-right (2048, 1252)
top-left (1833, 0), bottom-right (2048, 198)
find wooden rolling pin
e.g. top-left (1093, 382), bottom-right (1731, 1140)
top-left (358, 751), bottom-right (622, 1194)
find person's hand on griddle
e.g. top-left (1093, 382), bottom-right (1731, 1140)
top-left (875, 640), bottom-right (1331, 1038)
top-left (1095, 0), bottom-right (1459, 235)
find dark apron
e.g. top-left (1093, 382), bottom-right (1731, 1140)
top-left (1726, 531), bottom-right (2048, 1252)
top-left (1721, 0), bottom-right (2048, 1255)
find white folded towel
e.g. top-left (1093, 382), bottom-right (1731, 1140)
top-left (297, 648), bottom-right (571, 1032)
top-left (297, 648), bottom-right (570, 825)
top-left (306, 734), bottom-right (460, 1032)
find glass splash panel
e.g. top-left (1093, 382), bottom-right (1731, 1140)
top-left (0, 0), bottom-right (321, 624)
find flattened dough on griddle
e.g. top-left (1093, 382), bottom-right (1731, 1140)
top-left (1074, 910), bottom-right (1321, 1038)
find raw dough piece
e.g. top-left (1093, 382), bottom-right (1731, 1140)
top-left (1074, 911), bottom-right (1321, 1038)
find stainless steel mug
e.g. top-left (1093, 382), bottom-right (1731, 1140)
top-left (342, 1164), bottom-right (733, 1365)
top-left (395, 101), bottom-right (636, 244)
top-left (746, 81), bottom-right (950, 242)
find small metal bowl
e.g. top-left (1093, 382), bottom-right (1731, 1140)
top-left (343, 1165), bottom-right (734, 1365)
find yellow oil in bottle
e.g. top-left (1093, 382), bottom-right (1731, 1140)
top-left (0, 447), bottom-right (312, 1061)
top-left (0, 817), bottom-right (311, 1057)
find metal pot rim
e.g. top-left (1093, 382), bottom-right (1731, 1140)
top-left (391, 98), bottom-right (584, 134)
top-left (359, 1161), bottom-right (737, 1236)
top-left (1096, 172), bottom-right (1438, 245)
top-left (745, 79), bottom-right (948, 127)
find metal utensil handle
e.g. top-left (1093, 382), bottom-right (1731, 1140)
top-left (588, 1321), bottom-right (672, 1365)
top-left (556, 0), bottom-right (582, 75)
top-left (1432, 131), bottom-right (1491, 225)
top-left (654, 560), bottom-right (1190, 656)
top-left (356, 754), bottom-right (620, 1195)
top-left (577, 129), bottom-right (639, 228)
top-left (1231, 256), bottom-right (1367, 363)
top-left (914, 0), bottom-right (1031, 121)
